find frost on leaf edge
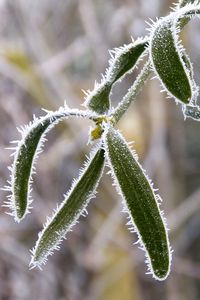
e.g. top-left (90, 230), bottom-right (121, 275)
top-left (148, 4), bottom-right (200, 106)
top-left (102, 124), bottom-right (172, 281)
top-left (3, 105), bottom-right (95, 223)
top-left (29, 141), bottom-right (105, 269)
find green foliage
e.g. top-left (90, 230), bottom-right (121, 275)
top-left (150, 17), bottom-right (192, 104)
top-left (104, 126), bottom-right (170, 280)
top-left (84, 38), bottom-right (148, 114)
top-left (30, 146), bottom-right (105, 268)
top-left (4, 0), bottom-right (200, 281)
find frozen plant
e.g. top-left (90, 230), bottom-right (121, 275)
top-left (3, 0), bottom-right (200, 281)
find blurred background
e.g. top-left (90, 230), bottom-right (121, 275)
top-left (0, 0), bottom-right (200, 299)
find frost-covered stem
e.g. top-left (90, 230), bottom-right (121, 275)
top-left (179, 0), bottom-right (199, 8)
top-left (44, 108), bottom-right (101, 122)
top-left (111, 60), bottom-right (151, 123)
top-left (177, 2), bottom-right (200, 29)
top-left (63, 109), bottom-right (99, 121)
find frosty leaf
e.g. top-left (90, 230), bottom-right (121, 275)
top-left (150, 16), bottom-right (193, 104)
top-left (30, 145), bottom-right (105, 268)
top-left (85, 82), bottom-right (112, 115)
top-left (183, 104), bottom-right (200, 120)
top-left (149, 2), bottom-right (200, 105)
top-left (5, 107), bottom-right (95, 222)
top-left (104, 126), bottom-right (171, 280)
top-left (84, 38), bottom-right (148, 114)
top-left (107, 38), bottom-right (148, 83)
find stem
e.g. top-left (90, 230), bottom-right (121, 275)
top-left (177, 2), bottom-right (200, 28)
top-left (57, 108), bottom-right (100, 122)
top-left (178, 0), bottom-right (199, 8)
top-left (111, 60), bottom-right (151, 124)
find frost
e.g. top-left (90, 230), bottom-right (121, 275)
top-left (149, 3), bottom-right (200, 105)
top-left (103, 125), bottom-right (171, 281)
top-left (83, 37), bottom-right (148, 114)
top-left (30, 143), bottom-right (105, 269)
top-left (4, 104), bottom-right (96, 222)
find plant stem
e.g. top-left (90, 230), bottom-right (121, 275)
top-left (111, 60), bottom-right (151, 124)
top-left (179, 0), bottom-right (198, 8)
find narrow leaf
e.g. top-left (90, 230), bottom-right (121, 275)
top-left (30, 145), bottom-right (105, 268)
top-left (104, 126), bottom-right (171, 280)
top-left (4, 106), bottom-right (94, 222)
top-left (149, 4), bottom-right (200, 104)
top-left (84, 37), bottom-right (148, 114)
top-left (150, 17), bottom-right (193, 104)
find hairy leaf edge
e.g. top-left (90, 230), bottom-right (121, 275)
top-left (3, 105), bottom-right (97, 222)
top-left (103, 125), bottom-right (172, 281)
top-left (83, 36), bottom-right (149, 112)
top-left (149, 4), bottom-right (200, 105)
top-left (29, 142), bottom-right (105, 269)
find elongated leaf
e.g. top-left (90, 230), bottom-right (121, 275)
top-left (104, 126), bottom-right (171, 280)
top-left (30, 145), bottom-right (105, 268)
top-left (149, 3), bottom-right (200, 104)
top-left (4, 106), bottom-right (94, 222)
top-left (150, 16), bottom-right (193, 104)
top-left (84, 38), bottom-right (148, 114)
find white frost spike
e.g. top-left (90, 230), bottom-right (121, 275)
top-left (30, 144), bottom-right (105, 269)
top-left (103, 125), bottom-right (171, 281)
top-left (5, 106), bottom-right (96, 223)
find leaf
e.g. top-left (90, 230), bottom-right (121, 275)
top-left (30, 145), bottom-right (105, 269)
top-left (149, 4), bottom-right (200, 104)
top-left (149, 16), bottom-right (193, 104)
top-left (85, 82), bottom-right (112, 115)
top-left (4, 106), bottom-right (94, 222)
top-left (84, 38), bottom-right (148, 114)
top-left (104, 126), bottom-right (171, 280)
top-left (107, 38), bottom-right (148, 83)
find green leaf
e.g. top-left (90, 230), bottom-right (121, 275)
top-left (150, 15), bottom-right (194, 104)
top-left (30, 145), bottom-right (105, 268)
top-left (104, 126), bottom-right (171, 280)
top-left (84, 38), bottom-right (148, 114)
top-left (85, 82), bottom-right (112, 115)
top-left (4, 106), bottom-right (94, 222)
top-left (108, 38), bottom-right (148, 83)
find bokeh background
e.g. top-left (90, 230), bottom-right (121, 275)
top-left (0, 0), bottom-right (200, 299)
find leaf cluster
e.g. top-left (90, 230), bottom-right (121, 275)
top-left (4, 0), bottom-right (200, 280)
